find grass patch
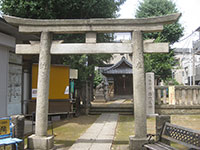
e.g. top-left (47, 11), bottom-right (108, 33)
top-left (47, 115), bottom-right (99, 149)
top-left (112, 115), bottom-right (155, 150)
top-left (113, 115), bottom-right (134, 145)
top-left (123, 99), bottom-right (132, 104)
top-left (172, 115), bottom-right (200, 130)
top-left (112, 115), bottom-right (200, 150)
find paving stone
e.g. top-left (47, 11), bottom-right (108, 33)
top-left (69, 113), bottom-right (118, 150)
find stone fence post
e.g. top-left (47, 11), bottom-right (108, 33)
top-left (11, 115), bottom-right (25, 150)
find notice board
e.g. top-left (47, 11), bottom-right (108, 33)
top-left (32, 64), bottom-right (70, 99)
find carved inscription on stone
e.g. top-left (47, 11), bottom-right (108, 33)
top-left (146, 72), bottom-right (155, 115)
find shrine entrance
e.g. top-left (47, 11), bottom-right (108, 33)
top-left (4, 13), bottom-right (180, 150)
top-left (114, 75), bottom-right (133, 95)
top-left (101, 57), bottom-right (133, 98)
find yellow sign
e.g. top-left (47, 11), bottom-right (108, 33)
top-left (32, 64), bottom-right (70, 99)
top-left (169, 86), bottom-right (175, 105)
top-left (0, 119), bottom-right (10, 136)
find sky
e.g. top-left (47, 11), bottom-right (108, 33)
top-left (117, 0), bottom-right (200, 48)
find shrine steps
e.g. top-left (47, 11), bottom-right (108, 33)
top-left (89, 106), bottom-right (133, 115)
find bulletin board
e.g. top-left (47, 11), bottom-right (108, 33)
top-left (32, 64), bottom-right (70, 99)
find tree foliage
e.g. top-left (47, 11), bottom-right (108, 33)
top-left (135, 0), bottom-right (184, 81)
top-left (1, 0), bottom-right (126, 83)
top-left (1, 0), bottom-right (125, 19)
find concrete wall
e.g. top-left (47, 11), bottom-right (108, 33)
top-left (0, 46), bottom-right (9, 117)
top-left (7, 53), bottom-right (22, 116)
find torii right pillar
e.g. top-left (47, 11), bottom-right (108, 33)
top-left (129, 30), bottom-right (148, 150)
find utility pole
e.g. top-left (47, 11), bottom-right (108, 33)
top-left (192, 28), bottom-right (200, 85)
top-left (192, 48), bottom-right (195, 85)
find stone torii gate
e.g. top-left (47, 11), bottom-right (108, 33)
top-left (4, 13), bottom-right (180, 150)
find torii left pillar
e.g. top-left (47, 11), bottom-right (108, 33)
top-left (129, 31), bottom-right (147, 150)
top-left (28, 32), bottom-right (54, 150)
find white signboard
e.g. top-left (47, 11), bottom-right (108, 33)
top-left (70, 69), bottom-right (78, 79)
top-left (64, 86), bottom-right (69, 95)
top-left (32, 89), bottom-right (37, 98)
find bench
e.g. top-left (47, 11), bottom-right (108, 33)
top-left (0, 117), bottom-right (23, 150)
top-left (144, 122), bottom-right (200, 150)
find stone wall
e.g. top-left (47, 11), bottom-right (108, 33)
top-left (156, 105), bottom-right (200, 115)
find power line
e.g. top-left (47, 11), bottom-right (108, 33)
top-left (178, 31), bottom-right (196, 42)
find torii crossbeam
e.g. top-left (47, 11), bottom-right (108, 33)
top-left (4, 13), bottom-right (181, 150)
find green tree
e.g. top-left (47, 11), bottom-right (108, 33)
top-left (1, 0), bottom-right (125, 84)
top-left (135, 0), bottom-right (184, 82)
top-left (1, 0), bottom-right (125, 19)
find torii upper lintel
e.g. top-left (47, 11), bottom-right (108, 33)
top-left (3, 13), bottom-right (181, 33)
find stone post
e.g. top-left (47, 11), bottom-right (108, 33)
top-left (156, 115), bottom-right (171, 145)
top-left (11, 115), bottom-right (25, 150)
top-left (169, 86), bottom-right (175, 105)
top-left (35, 32), bottom-right (52, 136)
top-left (129, 31), bottom-right (147, 150)
top-left (28, 32), bottom-right (54, 150)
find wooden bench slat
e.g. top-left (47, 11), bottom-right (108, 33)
top-left (144, 142), bottom-right (177, 150)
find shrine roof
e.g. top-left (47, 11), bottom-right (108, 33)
top-left (0, 17), bottom-right (38, 41)
top-left (102, 57), bottom-right (132, 75)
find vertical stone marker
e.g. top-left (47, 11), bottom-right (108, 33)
top-left (146, 72), bottom-right (155, 115)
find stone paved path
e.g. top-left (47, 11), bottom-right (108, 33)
top-left (69, 113), bottom-right (119, 150)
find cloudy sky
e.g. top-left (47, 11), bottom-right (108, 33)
top-left (118, 0), bottom-right (200, 48)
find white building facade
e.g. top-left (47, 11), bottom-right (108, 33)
top-left (173, 27), bottom-right (200, 85)
top-left (0, 17), bottom-right (36, 117)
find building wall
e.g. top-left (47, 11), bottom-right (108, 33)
top-left (27, 100), bottom-right (71, 114)
top-left (0, 46), bottom-right (9, 117)
top-left (0, 32), bottom-right (22, 117)
top-left (173, 69), bottom-right (184, 84)
top-left (7, 52), bottom-right (22, 116)
top-left (173, 52), bottom-right (200, 85)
